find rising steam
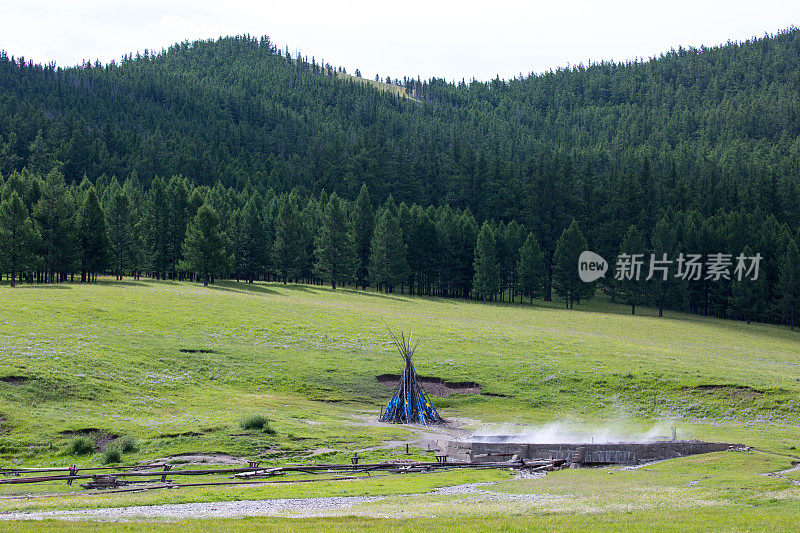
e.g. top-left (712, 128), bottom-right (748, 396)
top-left (465, 421), bottom-right (678, 444)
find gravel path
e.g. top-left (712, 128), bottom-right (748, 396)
top-left (0, 481), bottom-right (551, 521)
top-left (0, 495), bottom-right (386, 521)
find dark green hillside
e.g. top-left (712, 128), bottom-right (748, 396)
top-left (2, 30), bottom-right (800, 223)
top-left (2, 30), bottom-right (800, 324)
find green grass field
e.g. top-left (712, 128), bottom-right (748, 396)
top-left (0, 279), bottom-right (799, 529)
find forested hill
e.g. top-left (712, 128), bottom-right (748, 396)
top-left (2, 29), bottom-right (800, 325)
top-left (2, 29), bottom-right (800, 220)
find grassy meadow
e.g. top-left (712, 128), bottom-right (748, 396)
top-left (0, 279), bottom-right (799, 528)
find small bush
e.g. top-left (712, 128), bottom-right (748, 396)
top-left (240, 414), bottom-right (275, 433)
top-left (101, 445), bottom-right (122, 464)
top-left (65, 436), bottom-right (95, 456)
top-left (117, 436), bottom-right (139, 453)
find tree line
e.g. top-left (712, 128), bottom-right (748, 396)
top-left (1, 168), bottom-right (798, 329)
top-left (1, 30), bottom-right (800, 234)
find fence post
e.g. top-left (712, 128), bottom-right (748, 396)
top-left (161, 464), bottom-right (172, 483)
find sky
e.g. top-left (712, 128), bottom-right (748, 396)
top-left (1, 1), bottom-right (799, 82)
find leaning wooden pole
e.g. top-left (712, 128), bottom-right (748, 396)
top-left (379, 327), bottom-right (443, 424)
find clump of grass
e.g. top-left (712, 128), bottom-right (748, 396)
top-left (65, 436), bottom-right (95, 456)
top-left (116, 436), bottom-right (139, 453)
top-left (240, 414), bottom-right (276, 434)
top-left (101, 444), bottom-right (122, 464)
top-left (100, 436), bottom-right (139, 464)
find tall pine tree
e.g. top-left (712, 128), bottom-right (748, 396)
top-left (779, 240), bottom-right (800, 329)
top-left (472, 222), bottom-right (500, 302)
top-left (552, 220), bottom-right (592, 308)
top-left (77, 186), bottom-right (110, 282)
top-left (33, 171), bottom-right (76, 283)
top-left (273, 193), bottom-right (307, 283)
top-left (616, 225), bottom-right (647, 315)
top-left (234, 199), bottom-right (268, 283)
top-left (314, 193), bottom-right (357, 289)
top-left (368, 204), bottom-right (409, 293)
top-left (352, 184), bottom-right (374, 289)
top-left (106, 189), bottom-right (134, 280)
top-left (649, 218), bottom-right (677, 317)
top-left (0, 191), bottom-right (40, 286)
top-left (517, 232), bottom-right (546, 304)
top-left (729, 245), bottom-right (767, 324)
top-left (144, 178), bottom-right (170, 279)
top-left (179, 204), bottom-right (230, 286)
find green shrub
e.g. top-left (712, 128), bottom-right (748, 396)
top-left (117, 436), bottom-right (139, 453)
top-left (101, 445), bottom-right (122, 464)
top-left (65, 436), bottom-right (95, 456)
top-left (240, 414), bottom-right (275, 433)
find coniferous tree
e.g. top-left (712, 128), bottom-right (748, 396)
top-left (436, 206), bottom-right (461, 296)
top-left (188, 188), bottom-right (205, 217)
top-left (234, 199), bottom-right (268, 283)
top-left (144, 178), bottom-right (170, 279)
top-left (352, 184), bottom-right (374, 289)
top-left (457, 209), bottom-right (478, 298)
top-left (779, 240), bottom-right (800, 330)
top-left (517, 232), bottom-right (546, 304)
top-left (166, 177), bottom-right (190, 279)
top-left (503, 220), bottom-right (526, 302)
top-left (617, 225), bottom-right (648, 315)
top-left (494, 222), bottom-right (510, 300)
top-left (729, 245), bottom-right (767, 324)
top-left (473, 222), bottom-right (500, 302)
top-left (27, 130), bottom-right (57, 176)
top-left (77, 186), bottom-right (110, 282)
top-left (314, 193), bottom-right (357, 289)
top-left (301, 196), bottom-right (321, 283)
top-left (179, 204), bottom-right (230, 286)
top-left (0, 191), bottom-right (40, 286)
top-left (552, 220), bottom-right (591, 308)
top-left (273, 193), bottom-right (307, 283)
top-left (396, 202), bottom-right (415, 291)
top-left (368, 205), bottom-right (409, 293)
top-left (649, 218), bottom-right (677, 317)
top-left (229, 209), bottom-right (243, 282)
top-left (106, 189), bottom-right (134, 280)
top-left (412, 205), bottom-right (438, 295)
top-left (33, 171), bottom-right (77, 282)
top-left (122, 171), bottom-right (146, 273)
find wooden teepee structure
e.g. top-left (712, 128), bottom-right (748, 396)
top-left (379, 329), bottom-right (443, 425)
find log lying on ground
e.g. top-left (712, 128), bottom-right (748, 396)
top-left (0, 458), bottom-right (568, 487)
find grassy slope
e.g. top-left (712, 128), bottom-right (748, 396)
top-left (334, 71), bottom-right (417, 101)
top-left (0, 279), bottom-right (799, 527)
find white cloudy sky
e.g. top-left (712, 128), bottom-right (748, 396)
top-left (1, 1), bottom-right (799, 81)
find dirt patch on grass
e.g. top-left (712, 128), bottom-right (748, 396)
top-left (151, 453), bottom-right (244, 465)
top-left (689, 384), bottom-right (764, 399)
top-left (60, 429), bottom-right (119, 451)
top-left (0, 376), bottom-right (28, 385)
top-left (377, 374), bottom-right (482, 397)
top-left (158, 431), bottom-right (203, 439)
